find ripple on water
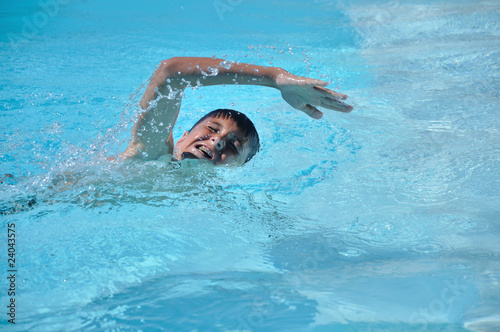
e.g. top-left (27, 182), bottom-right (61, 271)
top-left (438, 214), bottom-right (489, 232)
top-left (339, 215), bottom-right (427, 251)
top-left (411, 242), bottom-right (445, 255)
top-left (337, 248), bottom-right (366, 258)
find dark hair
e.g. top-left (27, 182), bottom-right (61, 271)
top-left (189, 109), bottom-right (260, 163)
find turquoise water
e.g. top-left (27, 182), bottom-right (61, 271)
top-left (1, 0), bottom-right (499, 331)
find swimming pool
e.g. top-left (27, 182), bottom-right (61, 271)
top-left (1, 0), bottom-right (499, 330)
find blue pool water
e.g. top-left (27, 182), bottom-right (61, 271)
top-left (1, 0), bottom-right (499, 330)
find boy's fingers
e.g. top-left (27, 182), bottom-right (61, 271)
top-left (321, 97), bottom-right (353, 113)
top-left (314, 86), bottom-right (348, 100)
top-left (335, 101), bottom-right (353, 113)
top-left (306, 78), bottom-right (328, 86)
top-left (304, 104), bottom-right (323, 119)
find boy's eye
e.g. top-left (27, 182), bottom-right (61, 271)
top-left (208, 126), bottom-right (219, 133)
top-left (229, 141), bottom-right (239, 153)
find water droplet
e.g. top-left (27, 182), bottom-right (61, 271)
top-left (220, 60), bottom-right (234, 70)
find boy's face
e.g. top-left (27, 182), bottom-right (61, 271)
top-left (173, 116), bottom-right (252, 166)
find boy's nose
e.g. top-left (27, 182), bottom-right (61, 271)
top-left (212, 136), bottom-right (225, 151)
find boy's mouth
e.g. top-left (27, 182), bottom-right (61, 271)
top-left (196, 145), bottom-right (214, 160)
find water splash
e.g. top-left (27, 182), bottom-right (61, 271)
top-left (220, 60), bottom-right (235, 69)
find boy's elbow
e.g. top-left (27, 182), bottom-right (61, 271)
top-left (159, 57), bottom-right (184, 76)
top-left (158, 58), bottom-right (174, 74)
top-left (160, 57), bottom-right (176, 67)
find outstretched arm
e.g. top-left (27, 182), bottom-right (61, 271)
top-left (121, 57), bottom-right (352, 160)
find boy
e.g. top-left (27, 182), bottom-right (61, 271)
top-left (121, 57), bottom-right (353, 165)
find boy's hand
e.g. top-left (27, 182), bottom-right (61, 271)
top-left (275, 72), bottom-right (353, 119)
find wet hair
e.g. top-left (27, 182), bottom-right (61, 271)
top-left (189, 109), bottom-right (260, 163)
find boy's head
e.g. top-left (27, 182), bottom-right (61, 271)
top-left (173, 109), bottom-right (260, 165)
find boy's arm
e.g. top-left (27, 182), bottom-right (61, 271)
top-left (121, 57), bottom-right (352, 160)
top-left (161, 57), bottom-right (353, 116)
top-left (120, 62), bottom-right (183, 160)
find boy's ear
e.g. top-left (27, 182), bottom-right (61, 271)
top-left (177, 131), bottom-right (189, 143)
